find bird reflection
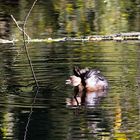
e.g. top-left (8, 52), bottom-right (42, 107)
top-left (66, 89), bottom-right (108, 108)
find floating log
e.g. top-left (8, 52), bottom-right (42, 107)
top-left (88, 32), bottom-right (140, 41)
top-left (0, 32), bottom-right (140, 44)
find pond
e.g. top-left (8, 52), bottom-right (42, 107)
top-left (0, 0), bottom-right (140, 140)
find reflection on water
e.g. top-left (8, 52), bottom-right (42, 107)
top-left (0, 40), bottom-right (140, 140)
top-left (0, 0), bottom-right (140, 140)
top-left (0, 0), bottom-right (140, 39)
top-left (66, 90), bottom-right (108, 108)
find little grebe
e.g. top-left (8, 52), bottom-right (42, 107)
top-left (66, 67), bottom-right (108, 105)
top-left (66, 66), bottom-right (108, 92)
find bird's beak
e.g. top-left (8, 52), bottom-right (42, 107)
top-left (65, 79), bottom-right (71, 85)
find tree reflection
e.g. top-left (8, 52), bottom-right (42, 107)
top-left (0, 0), bottom-right (138, 39)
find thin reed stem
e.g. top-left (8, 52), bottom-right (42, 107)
top-left (22, 0), bottom-right (39, 140)
top-left (22, 0), bottom-right (39, 89)
top-left (11, 15), bottom-right (31, 41)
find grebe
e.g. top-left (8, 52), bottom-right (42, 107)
top-left (66, 67), bottom-right (108, 105)
top-left (66, 66), bottom-right (108, 91)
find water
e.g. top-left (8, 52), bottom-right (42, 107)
top-left (0, 0), bottom-right (140, 140)
top-left (0, 41), bottom-right (139, 140)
